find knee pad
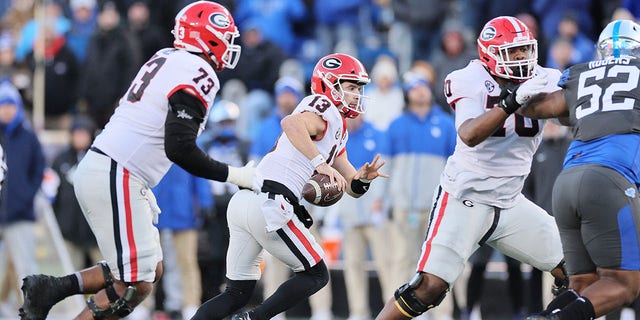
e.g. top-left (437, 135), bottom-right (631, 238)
top-left (87, 285), bottom-right (136, 319)
top-left (394, 273), bottom-right (447, 318)
top-left (98, 261), bottom-right (114, 287)
top-left (224, 279), bottom-right (257, 310)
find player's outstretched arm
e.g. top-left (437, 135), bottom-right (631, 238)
top-left (334, 153), bottom-right (389, 198)
top-left (517, 90), bottom-right (569, 119)
top-left (164, 89), bottom-right (261, 191)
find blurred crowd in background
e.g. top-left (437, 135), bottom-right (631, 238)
top-left (0, 0), bottom-right (638, 319)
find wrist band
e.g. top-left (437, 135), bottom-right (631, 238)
top-left (310, 154), bottom-right (326, 168)
top-left (351, 178), bottom-right (371, 195)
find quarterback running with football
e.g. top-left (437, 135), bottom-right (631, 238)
top-left (19, 2), bottom-right (261, 319)
top-left (190, 53), bottom-right (388, 320)
top-left (375, 16), bottom-right (567, 320)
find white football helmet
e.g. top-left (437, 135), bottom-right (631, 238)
top-left (597, 19), bottom-right (640, 59)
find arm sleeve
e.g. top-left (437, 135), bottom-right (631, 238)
top-left (164, 89), bottom-right (230, 182)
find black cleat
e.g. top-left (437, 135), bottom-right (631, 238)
top-left (19, 275), bottom-right (67, 320)
top-left (231, 311), bottom-right (253, 320)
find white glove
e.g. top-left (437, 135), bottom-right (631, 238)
top-left (516, 75), bottom-right (548, 105)
top-left (227, 160), bottom-right (263, 193)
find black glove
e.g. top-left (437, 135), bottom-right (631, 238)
top-left (498, 82), bottom-right (521, 115)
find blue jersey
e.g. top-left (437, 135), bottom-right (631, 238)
top-left (559, 57), bottom-right (640, 185)
top-left (564, 134), bottom-right (640, 185)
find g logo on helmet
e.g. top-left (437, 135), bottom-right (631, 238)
top-left (210, 13), bottom-right (230, 28)
top-left (322, 57), bottom-right (342, 69)
top-left (480, 26), bottom-right (496, 41)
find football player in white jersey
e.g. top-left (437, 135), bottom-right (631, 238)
top-left (19, 2), bottom-right (261, 320)
top-left (376, 16), bottom-right (568, 320)
top-left (191, 53), bottom-right (388, 320)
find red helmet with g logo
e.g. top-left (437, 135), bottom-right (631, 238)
top-left (477, 16), bottom-right (537, 81)
top-left (310, 53), bottom-right (370, 118)
top-left (172, 1), bottom-right (241, 71)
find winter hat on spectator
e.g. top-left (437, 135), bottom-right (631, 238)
top-left (0, 78), bottom-right (23, 108)
top-left (71, 114), bottom-right (96, 134)
top-left (371, 56), bottom-right (398, 83)
top-left (71, 0), bottom-right (97, 10)
top-left (275, 76), bottom-right (303, 100)
top-left (403, 71), bottom-right (430, 93)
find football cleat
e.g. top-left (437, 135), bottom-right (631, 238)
top-left (19, 275), bottom-right (67, 320)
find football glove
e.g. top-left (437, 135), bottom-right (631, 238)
top-left (516, 75), bottom-right (548, 105)
top-left (498, 82), bottom-right (521, 115)
top-left (227, 161), bottom-right (263, 193)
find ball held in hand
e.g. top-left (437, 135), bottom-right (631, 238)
top-left (302, 173), bottom-right (344, 207)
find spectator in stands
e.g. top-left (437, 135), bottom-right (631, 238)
top-left (25, 23), bottom-right (80, 130)
top-left (50, 115), bottom-right (101, 270)
top-left (66, 0), bottom-right (98, 64)
top-left (461, 0), bottom-right (532, 35)
top-left (532, 1), bottom-right (596, 41)
top-left (79, 1), bottom-right (141, 128)
top-left (125, 0), bottom-right (170, 62)
top-left (363, 55), bottom-right (404, 132)
top-left (0, 1), bottom-right (35, 42)
top-left (233, 0), bottom-right (307, 57)
top-left (385, 72), bottom-right (456, 294)
top-left (545, 13), bottom-right (594, 69)
top-left (0, 78), bottom-right (45, 315)
top-left (547, 37), bottom-right (575, 71)
top-left (313, 0), bottom-right (368, 55)
top-left (429, 21), bottom-right (476, 111)
top-left (0, 31), bottom-right (32, 109)
top-left (14, 0), bottom-right (70, 62)
top-left (388, 0), bottom-right (449, 72)
top-left (220, 21), bottom-right (286, 93)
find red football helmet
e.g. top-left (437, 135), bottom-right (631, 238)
top-left (311, 53), bottom-right (370, 118)
top-left (172, 1), bottom-right (241, 71)
top-left (477, 16), bottom-right (537, 81)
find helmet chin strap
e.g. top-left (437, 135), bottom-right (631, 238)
top-left (195, 37), bottom-right (222, 69)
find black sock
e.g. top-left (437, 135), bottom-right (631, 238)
top-left (59, 274), bottom-right (81, 297)
top-left (558, 297), bottom-right (596, 320)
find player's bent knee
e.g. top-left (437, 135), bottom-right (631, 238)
top-left (393, 273), bottom-right (448, 318)
top-left (87, 283), bottom-right (138, 319)
top-left (224, 279), bottom-right (257, 310)
top-left (306, 260), bottom-right (330, 291)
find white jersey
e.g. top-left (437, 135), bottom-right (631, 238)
top-left (441, 60), bottom-right (561, 208)
top-left (93, 48), bottom-right (219, 187)
top-left (257, 94), bottom-right (348, 199)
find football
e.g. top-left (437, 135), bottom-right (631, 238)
top-left (302, 173), bottom-right (344, 207)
